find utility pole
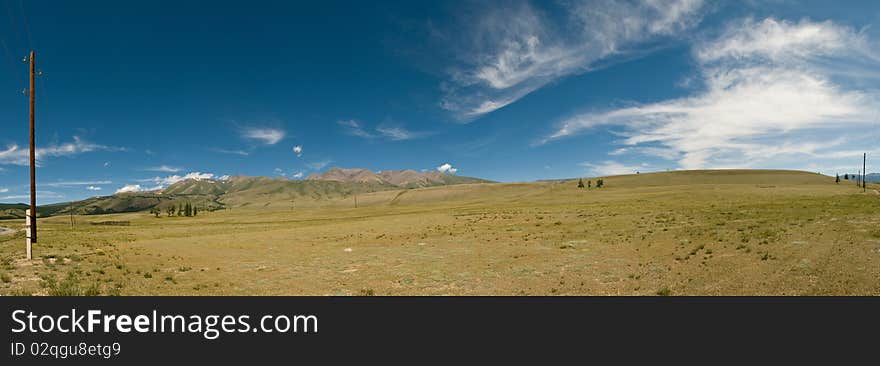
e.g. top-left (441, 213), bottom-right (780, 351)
top-left (864, 153), bottom-right (867, 192)
top-left (27, 50), bottom-right (36, 259)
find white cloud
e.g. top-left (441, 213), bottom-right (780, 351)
top-left (148, 172), bottom-right (216, 186)
top-left (0, 188), bottom-right (8, 193)
top-left (86, 186), bottom-right (101, 191)
top-left (129, 172), bottom-right (221, 192)
top-left (293, 145), bottom-right (303, 157)
top-left (274, 168), bottom-right (286, 177)
top-left (0, 136), bottom-right (124, 166)
top-left (544, 17), bottom-right (880, 171)
top-left (144, 165), bottom-right (182, 173)
top-left (440, 0), bottom-right (705, 119)
top-left (115, 185), bottom-right (143, 194)
top-left (292, 171), bottom-right (304, 179)
top-left (242, 127), bottom-right (285, 145)
top-left (437, 163), bottom-right (458, 174)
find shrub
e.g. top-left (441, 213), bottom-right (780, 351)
top-left (656, 287), bottom-right (671, 296)
top-left (42, 271), bottom-right (101, 296)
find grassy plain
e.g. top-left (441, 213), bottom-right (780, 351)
top-left (1, 170), bottom-right (878, 296)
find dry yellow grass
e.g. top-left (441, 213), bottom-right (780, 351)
top-left (1, 170), bottom-right (878, 295)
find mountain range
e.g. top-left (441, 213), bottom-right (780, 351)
top-left (0, 168), bottom-right (493, 219)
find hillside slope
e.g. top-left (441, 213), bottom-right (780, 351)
top-left (306, 167), bottom-right (491, 188)
top-left (1, 169), bottom-right (494, 217)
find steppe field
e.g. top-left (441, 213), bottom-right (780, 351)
top-left (1, 170), bottom-right (878, 296)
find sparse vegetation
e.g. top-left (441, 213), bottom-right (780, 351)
top-left (1, 169), bottom-right (878, 296)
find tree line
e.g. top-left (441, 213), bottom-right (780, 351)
top-left (149, 202), bottom-right (198, 218)
top-left (577, 178), bottom-right (604, 189)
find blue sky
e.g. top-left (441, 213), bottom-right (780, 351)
top-left (1, 0), bottom-right (879, 204)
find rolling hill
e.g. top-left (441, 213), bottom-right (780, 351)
top-left (0, 168), bottom-right (493, 218)
top-left (306, 167), bottom-right (491, 188)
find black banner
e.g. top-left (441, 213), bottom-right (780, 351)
top-left (2, 297), bottom-right (877, 363)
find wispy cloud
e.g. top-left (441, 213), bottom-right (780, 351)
top-left (544, 17), bottom-right (880, 172)
top-left (241, 127), bottom-right (285, 145)
top-left (581, 161), bottom-right (650, 176)
top-left (42, 180), bottom-right (112, 187)
top-left (306, 159), bottom-right (332, 170)
top-left (0, 136), bottom-right (125, 166)
top-left (338, 120), bottom-right (427, 141)
top-left (86, 186), bottom-right (102, 191)
top-left (338, 120), bottom-right (375, 139)
top-left (210, 148), bottom-right (250, 156)
top-left (291, 171), bottom-right (304, 179)
top-left (376, 126), bottom-right (427, 141)
top-left (293, 145), bottom-right (303, 157)
top-left (144, 165), bottom-right (183, 173)
top-left (0, 188), bottom-right (8, 193)
top-left (439, 0), bottom-right (705, 120)
top-left (1, 191), bottom-right (64, 200)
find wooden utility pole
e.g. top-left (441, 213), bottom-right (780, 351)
top-left (27, 50), bottom-right (36, 259)
top-left (864, 153), bottom-right (867, 192)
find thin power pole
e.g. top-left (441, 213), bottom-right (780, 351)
top-left (27, 50), bottom-right (36, 259)
top-left (864, 153), bottom-right (867, 192)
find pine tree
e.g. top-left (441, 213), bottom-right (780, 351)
top-left (577, 179), bottom-right (585, 188)
top-left (193, 206), bottom-right (198, 216)
top-left (835, 174), bottom-right (840, 184)
top-left (588, 180), bottom-right (591, 188)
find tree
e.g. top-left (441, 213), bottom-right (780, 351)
top-left (150, 207), bottom-right (161, 218)
top-left (177, 204), bottom-right (183, 216)
top-left (597, 179), bottom-right (604, 188)
top-left (167, 206), bottom-right (175, 217)
top-left (588, 180), bottom-right (592, 188)
top-left (835, 174), bottom-right (840, 184)
top-left (844, 174), bottom-right (849, 180)
top-left (577, 179), bottom-right (585, 188)
top-left (193, 206), bottom-right (198, 216)
top-left (184, 202), bottom-right (192, 217)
